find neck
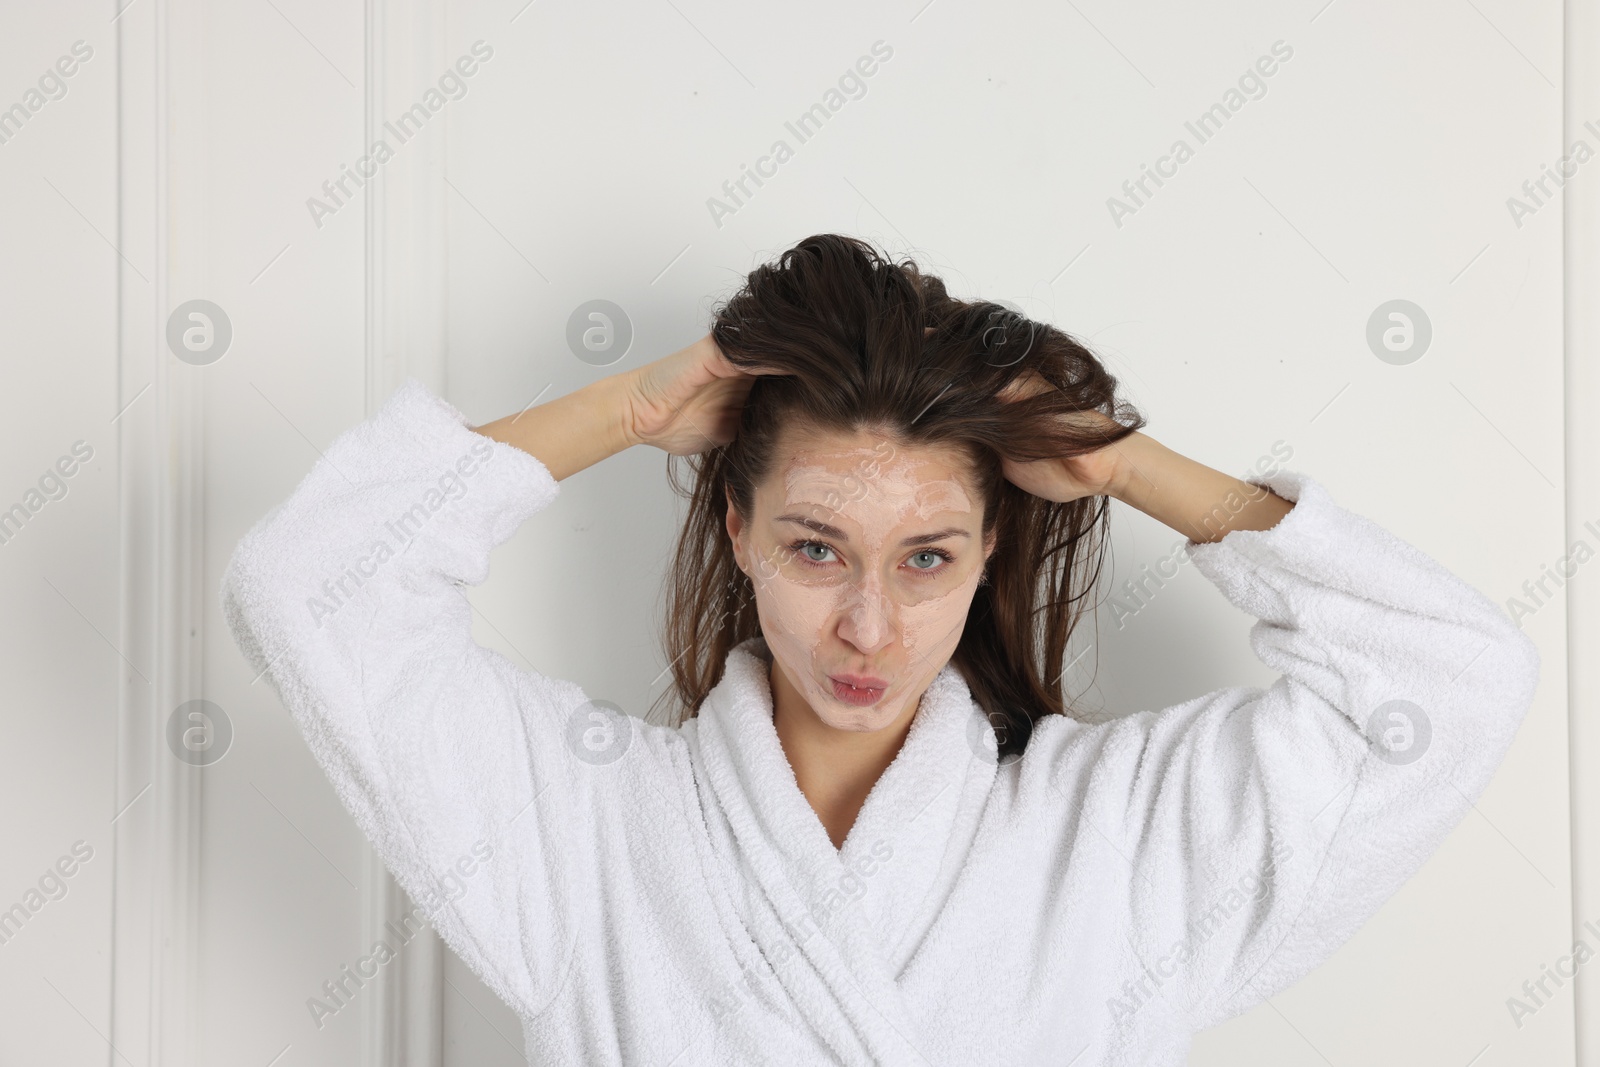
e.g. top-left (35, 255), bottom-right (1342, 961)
top-left (768, 654), bottom-right (920, 850)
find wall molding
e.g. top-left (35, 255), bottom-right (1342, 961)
top-left (111, 0), bottom-right (205, 1063)
top-left (1565, 0), bottom-right (1598, 1061)
top-left (364, 0), bottom-right (448, 407)
top-left (363, 0), bottom-right (450, 1063)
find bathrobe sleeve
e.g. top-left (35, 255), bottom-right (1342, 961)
top-left (221, 379), bottom-right (629, 1021)
top-left (1075, 469), bottom-right (1541, 1031)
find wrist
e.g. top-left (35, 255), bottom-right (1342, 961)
top-left (1105, 430), bottom-right (1161, 505)
top-left (596, 371), bottom-right (642, 452)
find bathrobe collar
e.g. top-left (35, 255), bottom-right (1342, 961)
top-left (693, 635), bottom-right (998, 1064)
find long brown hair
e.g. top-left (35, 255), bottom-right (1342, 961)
top-left (646, 233), bottom-right (1144, 758)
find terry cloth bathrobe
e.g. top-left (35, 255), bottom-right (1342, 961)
top-left (222, 380), bottom-right (1541, 1067)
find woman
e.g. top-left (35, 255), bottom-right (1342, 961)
top-left (223, 234), bottom-right (1539, 1065)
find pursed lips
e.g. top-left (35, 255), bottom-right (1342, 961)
top-left (829, 672), bottom-right (889, 690)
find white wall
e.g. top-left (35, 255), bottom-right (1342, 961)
top-left (0, 0), bottom-right (1587, 1064)
top-left (0, 5), bottom-right (118, 1065)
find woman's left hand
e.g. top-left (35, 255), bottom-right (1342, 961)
top-left (993, 365), bottom-right (1294, 539)
top-left (996, 370), bottom-right (1130, 503)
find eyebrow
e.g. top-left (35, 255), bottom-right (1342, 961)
top-left (775, 514), bottom-right (971, 547)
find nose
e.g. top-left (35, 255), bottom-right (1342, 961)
top-left (836, 574), bottom-right (895, 655)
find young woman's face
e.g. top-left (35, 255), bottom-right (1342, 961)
top-left (726, 425), bottom-right (996, 733)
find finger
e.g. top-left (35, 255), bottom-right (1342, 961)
top-left (707, 347), bottom-right (789, 380)
top-left (723, 361), bottom-right (791, 381)
top-left (997, 374), bottom-right (1051, 404)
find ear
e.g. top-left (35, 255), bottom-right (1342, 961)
top-left (724, 485), bottom-right (746, 568)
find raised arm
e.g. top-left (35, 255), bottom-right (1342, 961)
top-left (1104, 431), bottom-right (1296, 543)
top-left (222, 378), bottom-right (612, 1019)
top-left (220, 343), bottom-right (715, 1020)
top-left (475, 333), bottom-right (772, 471)
top-left (471, 371), bottom-right (636, 479)
top-left (222, 335), bottom-right (778, 1021)
top-left (995, 398), bottom-right (1296, 542)
top-left (1012, 427), bottom-right (1540, 1031)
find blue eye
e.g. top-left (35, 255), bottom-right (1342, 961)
top-left (786, 540), bottom-right (955, 577)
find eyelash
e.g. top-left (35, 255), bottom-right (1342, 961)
top-left (787, 539), bottom-right (956, 577)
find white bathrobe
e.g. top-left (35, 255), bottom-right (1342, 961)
top-left (222, 380), bottom-right (1540, 1066)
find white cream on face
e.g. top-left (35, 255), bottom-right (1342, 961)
top-left (739, 431), bottom-right (990, 733)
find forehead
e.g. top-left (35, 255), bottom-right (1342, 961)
top-left (759, 424), bottom-right (981, 515)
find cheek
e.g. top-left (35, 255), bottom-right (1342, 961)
top-left (754, 572), bottom-right (838, 643)
top-left (896, 581), bottom-right (976, 659)
top-left (753, 576), bottom-right (840, 686)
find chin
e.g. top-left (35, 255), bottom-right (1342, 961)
top-left (814, 702), bottom-right (905, 732)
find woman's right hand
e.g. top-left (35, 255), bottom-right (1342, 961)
top-left (623, 334), bottom-right (780, 456)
